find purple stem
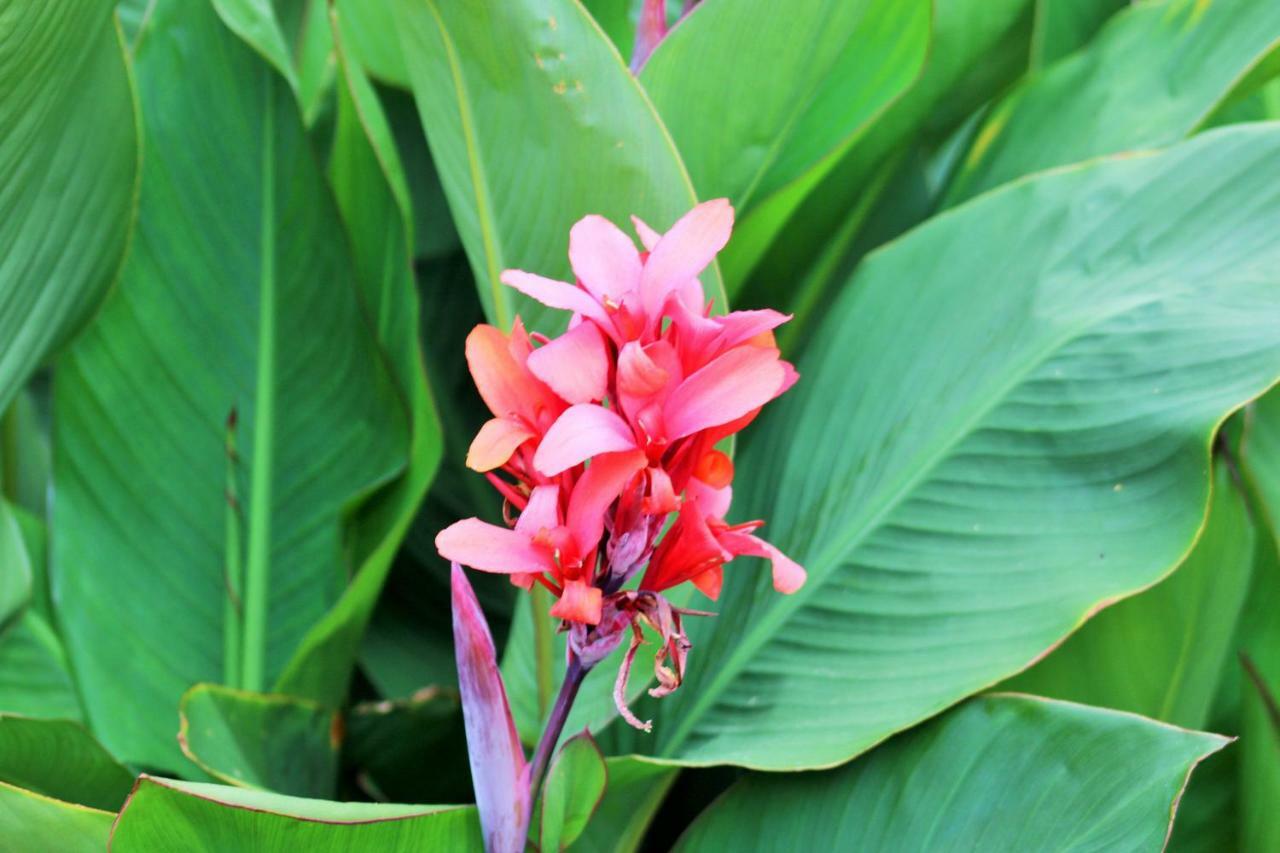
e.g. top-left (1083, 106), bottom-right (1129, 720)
top-left (527, 653), bottom-right (590, 799)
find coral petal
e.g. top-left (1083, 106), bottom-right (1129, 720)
top-left (533, 404), bottom-right (638, 476)
top-left (437, 519), bottom-right (553, 575)
top-left (691, 566), bottom-right (723, 600)
top-left (566, 450), bottom-right (648, 549)
top-left (549, 578), bottom-right (603, 625)
top-left (569, 215), bottom-right (642, 301)
top-left (527, 321), bottom-right (610, 404)
top-left (663, 346), bottom-right (786, 440)
top-left (466, 417), bottom-right (535, 472)
top-left (451, 564), bottom-right (530, 853)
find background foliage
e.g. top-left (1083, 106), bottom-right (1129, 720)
top-left (2, 0), bottom-right (1279, 848)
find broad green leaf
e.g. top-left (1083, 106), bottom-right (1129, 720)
top-left (109, 777), bottom-right (482, 851)
top-left (392, 0), bottom-right (724, 333)
top-left (730, 0), bottom-right (1033, 295)
top-left (570, 757), bottom-right (675, 853)
top-left (0, 613), bottom-right (81, 721)
top-left (273, 8), bottom-right (445, 706)
top-left (639, 0), bottom-right (929, 213)
top-left (0, 716), bottom-right (131, 812)
top-left (643, 125), bottom-right (1280, 769)
top-left (208, 0), bottom-right (298, 89)
top-left (0, 0), bottom-right (138, 413)
top-left (52, 0), bottom-right (409, 772)
top-left (1, 389), bottom-right (52, 520)
top-left (0, 503), bottom-right (30, 630)
top-left (946, 0), bottom-right (1280, 205)
top-left (178, 685), bottom-right (337, 798)
top-left (1030, 0), bottom-right (1127, 68)
top-left (538, 732), bottom-right (607, 852)
top-left (1247, 388), bottom-right (1280, 539)
top-left (582, 0), bottom-right (636, 59)
top-left (0, 782), bottom-right (113, 853)
top-left (1003, 461), bottom-right (1255, 729)
top-left (674, 695), bottom-right (1228, 851)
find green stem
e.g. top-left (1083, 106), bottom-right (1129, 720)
top-left (242, 82), bottom-right (277, 693)
top-left (530, 584), bottom-right (555, 719)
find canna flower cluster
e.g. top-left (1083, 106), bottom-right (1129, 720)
top-left (437, 199), bottom-right (804, 730)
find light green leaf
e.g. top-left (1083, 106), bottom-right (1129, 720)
top-left (178, 685), bottom-right (337, 798)
top-left (1241, 659), bottom-right (1280, 853)
top-left (1003, 461), bottom-right (1255, 729)
top-left (0, 0), bottom-right (138, 413)
top-left (392, 0), bottom-right (723, 333)
top-left (208, 0), bottom-right (299, 90)
top-left (52, 0), bottom-right (409, 772)
top-left (333, 0), bottom-right (407, 87)
top-left (674, 695), bottom-right (1228, 851)
top-left (109, 777), bottom-right (482, 851)
top-left (537, 732), bottom-right (607, 852)
top-left (0, 782), bottom-right (114, 853)
top-left (639, 0), bottom-right (929, 213)
top-left (644, 125), bottom-right (1280, 769)
top-left (273, 6), bottom-right (444, 707)
top-left (570, 757), bottom-right (675, 853)
top-left (946, 0), bottom-right (1280, 205)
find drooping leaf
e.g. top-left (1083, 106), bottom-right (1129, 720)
top-left (674, 695), bottom-right (1228, 851)
top-left (392, 0), bottom-right (724, 333)
top-left (273, 7), bottom-right (445, 707)
top-left (109, 777), bottom-right (482, 851)
top-left (945, 0), bottom-right (1280, 205)
top-left (0, 0), bottom-right (138, 413)
top-left (333, 0), bottom-right (407, 88)
top-left (642, 125), bottom-right (1280, 769)
top-left (1003, 461), bottom-right (1255, 729)
top-left (537, 731), bottom-right (607, 852)
top-left (178, 685), bottom-right (338, 799)
top-left (0, 783), bottom-right (114, 853)
top-left (52, 0), bottom-right (409, 772)
top-left (453, 564), bottom-right (529, 853)
top-left (0, 716), bottom-right (132, 812)
top-left (639, 0), bottom-right (929, 214)
top-left (570, 757), bottom-right (676, 853)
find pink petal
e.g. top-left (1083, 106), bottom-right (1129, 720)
top-left (437, 519), bottom-right (553, 575)
top-left (617, 341), bottom-right (670, 397)
top-left (566, 450), bottom-right (647, 550)
top-left (631, 215), bottom-right (662, 251)
top-left (686, 478), bottom-right (732, 518)
top-left (526, 321), bottom-right (610, 405)
top-left (549, 578), bottom-right (603, 625)
top-left (451, 564), bottom-right (531, 852)
top-left (533, 404), bottom-right (638, 476)
top-left (569, 215), bottom-right (641, 302)
top-left (663, 345), bottom-right (786, 440)
top-left (466, 417), bottom-right (535, 472)
top-left (500, 270), bottom-right (613, 329)
top-left (515, 484), bottom-right (561, 535)
top-left (723, 532), bottom-right (807, 594)
top-left (640, 199), bottom-right (733, 319)
top-left (714, 309), bottom-right (792, 351)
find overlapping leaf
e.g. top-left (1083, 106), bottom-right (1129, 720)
top-left (0, 0), bottom-right (138, 412)
top-left (675, 695), bottom-right (1228, 850)
top-left (52, 0), bottom-right (408, 771)
top-left (636, 125), bottom-right (1280, 769)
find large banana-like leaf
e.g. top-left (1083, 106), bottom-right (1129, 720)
top-left (0, 0), bottom-right (138, 412)
top-left (392, 0), bottom-right (723, 333)
top-left (273, 8), bottom-right (444, 705)
top-left (0, 783), bottom-right (113, 853)
top-left (639, 0), bottom-right (929, 213)
top-left (946, 0), bottom-right (1280, 205)
top-left (674, 695), bottom-right (1227, 850)
top-left (52, 0), bottom-right (409, 772)
top-left (1004, 461), bottom-right (1254, 728)
top-left (634, 125), bottom-right (1280, 769)
top-left (110, 777), bottom-right (481, 851)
